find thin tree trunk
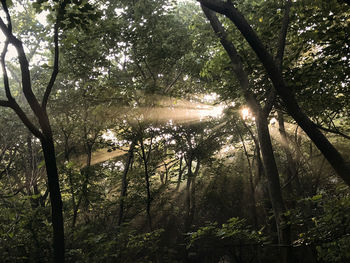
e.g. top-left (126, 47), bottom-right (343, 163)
top-left (81, 144), bottom-right (92, 223)
top-left (26, 134), bottom-right (37, 208)
top-left (185, 156), bottom-right (193, 231)
top-left (140, 139), bottom-right (152, 231)
top-left (68, 169), bottom-right (77, 230)
top-left (255, 113), bottom-right (290, 245)
top-left (118, 139), bottom-right (136, 226)
top-left (243, 121), bottom-right (264, 183)
top-left (176, 156), bottom-right (184, 191)
top-left (60, 132), bottom-right (79, 230)
top-left (188, 160), bottom-right (200, 230)
top-left (278, 111), bottom-right (302, 196)
top-left (236, 125), bottom-right (258, 228)
top-left (164, 162), bottom-right (169, 184)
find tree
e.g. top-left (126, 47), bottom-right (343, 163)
top-left (201, 5), bottom-right (293, 262)
top-left (0, 1), bottom-right (67, 261)
top-left (198, 0), bottom-right (350, 186)
top-left (1, 0), bottom-right (98, 261)
top-left (1, 1), bottom-right (349, 262)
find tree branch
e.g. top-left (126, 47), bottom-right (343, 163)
top-left (0, 188), bottom-right (23, 198)
top-left (10, 102), bottom-right (44, 139)
top-left (1, 40), bottom-right (14, 100)
top-left (41, 0), bottom-right (71, 109)
top-left (0, 100), bottom-right (11, 107)
top-left (0, 1), bottom-right (43, 139)
top-left (275, 0), bottom-right (291, 69)
top-left (42, 23), bottom-right (59, 109)
top-left (263, 0), bottom-right (291, 116)
top-left (316, 124), bottom-right (350, 140)
top-left (0, 6), bottom-right (44, 122)
top-left (1, 0), bottom-right (12, 32)
top-left (201, 4), bottom-right (261, 115)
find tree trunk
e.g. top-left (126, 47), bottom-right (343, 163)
top-left (184, 155), bottom-right (200, 231)
top-left (140, 139), bottom-right (152, 231)
top-left (236, 125), bottom-right (258, 228)
top-left (189, 160), bottom-right (200, 229)
top-left (277, 111), bottom-right (302, 196)
top-left (118, 139), bottom-right (136, 226)
top-left (81, 144), bottom-right (93, 223)
top-left (176, 156), bottom-right (184, 191)
top-left (255, 113), bottom-right (292, 263)
top-left (164, 162), bottom-right (169, 184)
top-left (41, 137), bottom-right (65, 263)
top-left (62, 138), bottom-right (78, 231)
top-left (68, 169), bottom-right (78, 230)
top-left (244, 121), bottom-right (265, 184)
top-left (185, 156), bottom-right (193, 231)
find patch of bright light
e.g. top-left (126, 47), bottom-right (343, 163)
top-left (241, 107), bottom-right (250, 120)
top-left (115, 8), bottom-right (124, 16)
top-left (198, 104), bottom-right (224, 120)
top-left (102, 129), bottom-right (118, 143)
top-left (36, 10), bottom-right (49, 26)
top-left (203, 92), bottom-right (220, 103)
top-left (270, 117), bottom-right (277, 125)
top-left (209, 105), bottom-right (224, 118)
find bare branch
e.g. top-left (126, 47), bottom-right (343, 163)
top-left (0, 36), bottom-right (13, 109)
top-left (144, 58), bottom-right (157, 85)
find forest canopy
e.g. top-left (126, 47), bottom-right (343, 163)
top-left (0, 0), bottom-right (349, 262)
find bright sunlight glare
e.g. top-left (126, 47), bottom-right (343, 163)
top-left (241, 107), bottom-right (250, 120)
top-left (107, 94), bottom-right (226, 124)
top-left (198, 104), bottom-right (224, 120)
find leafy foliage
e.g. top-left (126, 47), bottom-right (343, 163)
top-left (293, 188), bottom-right (350, 262)
top-left (188, 217), bottom-right (264, 262)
